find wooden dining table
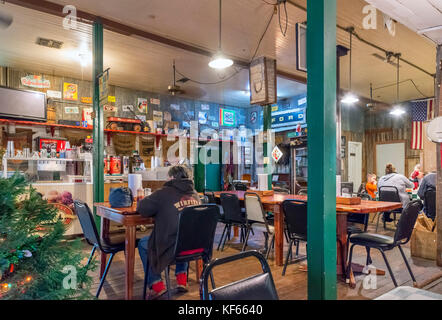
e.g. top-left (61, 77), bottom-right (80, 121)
top-left (212, 191), bottom-right (402, 278)
top-left (94, 202), bottom-right (204, 300)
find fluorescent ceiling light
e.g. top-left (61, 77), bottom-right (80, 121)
top-left (341, 93), bottom-right (359, 104)
top-left (209, 53), bottom-right (233, 69)
top-left (417, 25), bottom-right (442, 34)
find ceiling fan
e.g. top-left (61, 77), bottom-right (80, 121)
top-left (167, 61), bottom-right (206, 99)
top-left (366, 83), bottom-right (377, 111)
top-left (167, 60), bottom-right (185, 96)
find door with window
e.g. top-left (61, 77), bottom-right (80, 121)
top-left (348, 141), bottom-right (362, 191)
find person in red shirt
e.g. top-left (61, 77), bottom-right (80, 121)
top-left (410, 164), bottom-right (422, 190)
top-left (365, 173), bottom-right (377, 199)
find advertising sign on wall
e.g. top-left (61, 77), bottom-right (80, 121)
top-left (271, 108), bottom-right (305, 128)
top-left (219, 108), bottom-right (236, 127)
top-left (63, 82), bottom-right (78, 101)
top-left (21, 75), bottom-right (50, 89)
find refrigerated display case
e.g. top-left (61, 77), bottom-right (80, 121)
top-left (2, 156), bottom-right (93, 236)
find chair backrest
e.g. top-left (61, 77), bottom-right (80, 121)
top-left (297, 188), bottom-right (308, 196)
top-left (347, 213), bottom-right (369, 229)
top-left (199, 194), bottom-right (208, 204)
top-left (233, 182), bottom-right (248, 191)
top-left (220, 193), bottom-right (245, 223)
top-left (356, 183), bottom-right (365, 196)
top-left (394, 200), bottom-right (423, 244)
top-left (282, 200), bottom-right (307, 241)
top-left (200, 250), bottom-right (279, 300)
top-left (203, 190), bottom-right (217, 204)
top-left (244, 192), bottom-right (266, 224)
top-left (73, 200), bottom-right (101, 247)
top-left (378, 186), bottom-right (401, 203)
top-left (341, 182), bottom-right (354, 195)
top-left (273, 187), bottom-right (290, 194)
top-left (424, 189), bottom-right (436, 219)
top-left (174, 204), bottom-right (220, 262)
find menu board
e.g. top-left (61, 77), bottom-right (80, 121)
top-left (249, 57), bottom-right (277, 105)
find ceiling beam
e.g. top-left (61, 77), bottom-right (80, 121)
top-left (4, 0), bottom-right (307, 84)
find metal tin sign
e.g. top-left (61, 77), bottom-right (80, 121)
top-left (271, 108), bottom-right (305, 128)
top-left (219, 108), bottom-right (236, 127)
top-left (21, 75), bottom-right (50, 88)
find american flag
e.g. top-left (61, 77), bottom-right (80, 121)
top-left (411, 99), bottom-right (435, 150)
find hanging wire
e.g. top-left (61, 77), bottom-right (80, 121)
top-left (349, 30), bottom-right (353, 91)
top-left (278, 1), bottom-right (288, 37)
top-left (218, 0), bottom-right (222, 51)
top-left (373, 79), bottom-right (429, 98)
top-left (174, 7), bottom-right (275, 86)
top-left (396, 53), bottom-right (401, 102)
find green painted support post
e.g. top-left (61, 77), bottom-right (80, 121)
top-left (263, 104), bottom-right (272, 190)
top-left (306, 0), bottom-right (337, 300)
top-left (92, 20), bottom-right (104, 228)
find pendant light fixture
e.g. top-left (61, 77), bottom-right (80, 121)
top-left (390, 53), bottom-right (405, 116)
top-left (341, 28), bottom-right (359, 104)
top-left (208, 0), bottom-right (233, 69)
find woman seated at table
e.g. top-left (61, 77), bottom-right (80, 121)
top-left (378, 163), bottom-right (414, 222)
top-left (365, 173), bottom-right (377, 199)
top-left (137, 165), bottom-right (201, 299)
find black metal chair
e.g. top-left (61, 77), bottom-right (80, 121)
top-left (341, 182), bottom-right (354, 195)
top-left (199, 250), bottom-right (279, 300)
top-left (423, 189), bottom-right (436, 221)
top-left (73, 200), bottom-right (139, 298)
top-left (233, 182), bottom-right (248, 191)
top-left (347, 200), bottom-right (423, 287)
top-left (273, 186), bottom-right (290, 194)
top-left (377, 186), bottom-right (403, 231)
top-left (142, 204), bottom-right (220, 300)
top-left (218, 193), bottom-right (250, 252)
top-left (281, 199), bottom-right (308, 276)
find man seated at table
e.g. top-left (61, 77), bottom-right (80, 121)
top-left (137, 165), bottom-right (201, 299)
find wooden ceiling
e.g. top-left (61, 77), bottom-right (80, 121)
top-left (0, 0), bottom-right (437, 108)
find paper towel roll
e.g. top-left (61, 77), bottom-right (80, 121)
top-left (128, 174), bottom-right (143, 198)
top-left (258, 174), bottom-right (269, 191)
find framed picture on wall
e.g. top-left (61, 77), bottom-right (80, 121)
top-left (296, 23), bottom-right (307, 72)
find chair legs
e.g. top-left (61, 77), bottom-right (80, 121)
top-left (398, 245), bottom-right (416, 284)
top-left (282, 239), bottom-right (293, 276)
top-left (265, 234), bottom-right (275, 260)
top-left (217, 224), bottom-right (228, 251)
top-left (96, 252), bottom-right (114, 298)
top-left (220, 224), bottom-right (231, 251)
top-left (86, 244), bottom-right (97, 268)
top-left (377, 248), bottom-right (397, 287)
top-left (241, 226), bottom-right (251, 252)
top-left (375, 213), bottom-right (381, 233)
top-left (365, 247), bottom-right (372, 265)
top-left (346, 244), bottom-right (356, 281)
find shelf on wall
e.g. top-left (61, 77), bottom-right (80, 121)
top-left (0, 118), bottom-right (240, 143)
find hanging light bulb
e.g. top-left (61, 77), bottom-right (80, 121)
top-left (209, 52), bottom-right (233, 69)
top-left (341, 28), bottom-right (359, 104)
top-left (209, 0), bottom-right (233, 69)
top-left (341, 93), bottom-right (359, 104)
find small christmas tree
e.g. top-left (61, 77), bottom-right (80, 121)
top-left (0, 174), bottom-right (95, 300)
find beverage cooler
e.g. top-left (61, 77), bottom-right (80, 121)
top-left (290, 136), bottom-right (308, 193)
